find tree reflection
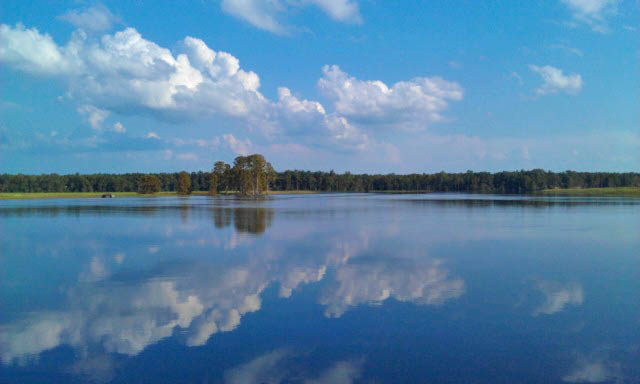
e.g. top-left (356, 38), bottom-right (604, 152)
top-left (233, 208), bottom-right (273, 234)
top-left (211, 207), bottom-right (274, 234)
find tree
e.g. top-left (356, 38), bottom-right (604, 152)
top-left (212, 161), bottom-right (231, 193)
top-left (177, 171), bottom-right (192, 195)
top-left (209, 173), bottom-right (218, 195)
top-left (138, 175), bottom-right (161, 194)
top-left (231, 154), bottom-right (275, 196)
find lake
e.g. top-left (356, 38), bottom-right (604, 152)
top-left (1, 194), bottom-right (638, 383)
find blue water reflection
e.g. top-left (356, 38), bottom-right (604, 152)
top-left (0, 194), bottom-right (638, 383)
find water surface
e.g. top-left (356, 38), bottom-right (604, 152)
top-left (1, 194), bottom-right (639, 383)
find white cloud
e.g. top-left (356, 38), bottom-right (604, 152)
top-left (533, 281), bottom-right (584, 316)
top-left (529, 65), bottom-right (583, 95)
top-left (220, 0), bottom-right (362, 34)
top-left (112, 121), bottom-right (125, 133)
top-left (275, 87), bottom-right (369, 150)
top-left (78, 105), bottom-right (109, 130)
top-left (223, 134), bottom-right (253, 155)
top-left (221, 0), bottom-right (288, 34)
top-left (58, 4), bottom-right (119, 32)
top-left (548, 43), bottom-right (584, 57)
top-left (0, 24), bottom-right (74, 75)
top-left (560, 0), bottom-right (618, 32)
top-left (318, 65), bottom-right (463, 130)
top-left (306, 0), bottom-right (362, 24)
top-left (176, 152), bottom-right (198, 161)
top-left (0, 24), bottom-right (375, 151)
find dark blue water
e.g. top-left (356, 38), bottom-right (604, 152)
top-left (1, 194), bottom-right (639, 383)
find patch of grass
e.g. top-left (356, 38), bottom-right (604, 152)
top-left (267, 190), bottom-right (319, 194)
top-left (0, 191), bottom-right (195, 200)
top-left (538, 187), bottom-right (640, 197)
top-left (0, 190), bottom-right (323, 200)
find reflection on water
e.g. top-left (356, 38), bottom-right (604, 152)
top-left (212, 207), bottom-right (274, 234)
top-left (0, 216), bottom-right (461, 367)
top-left (224, 349), bottom-right (364, 384)
top-left (0, 194), bottom-right (639, 383)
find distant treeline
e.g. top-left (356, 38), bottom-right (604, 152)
top-left (1, 170), bottom-right (639, 194)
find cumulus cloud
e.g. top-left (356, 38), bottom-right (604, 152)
top-left (58, 4), bottom-right (119, 32)
top-left (223, 134), bottom-right (253, 155)
top-left (529, 65), bottom-right (583, 95)
top-left (532, 281), bottom-right (584, 316)
top-left (275, 87), bottom-right (369, 150)
top-left (560, 0), bottom-right (618, 32)
top-left (78, 105), bottom-right (109, 129)
top-left (0, 24), bottom-right (74, 75)
top-left (0, 23), bottom-right (375, 151)
top-left (318, 65), bottom-right (463, 130)
top-left (220, 0), bottom-right (362, 34)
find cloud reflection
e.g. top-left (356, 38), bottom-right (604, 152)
top-left (224, 349), bottom-right (363, 384)
top-left (563, 355), bottom-right (623, 383)
top-left (320, 258), bottom-right (465, 318)
top-left (0, 220), bottom-right (464, 369)
top-left (533, 281), bottom-right (584, 316)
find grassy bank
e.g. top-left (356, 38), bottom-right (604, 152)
top-left (538, 187), bottom-right (640, 197)
top-left (0, 191), bottom-right (210, 200)
top-left (0, 190), bottom-right (320, 200)
top-left (3, 188), bottom-right (639, 200)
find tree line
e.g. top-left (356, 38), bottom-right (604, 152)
top-left (1, 162), bottom-right (639, 194)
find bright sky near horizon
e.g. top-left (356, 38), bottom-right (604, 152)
top-left (0, 0), bottom-right (638, 174)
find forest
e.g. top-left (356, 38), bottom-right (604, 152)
top-left (1, 163), bottom-right (639, 195)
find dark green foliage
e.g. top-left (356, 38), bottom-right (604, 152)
top-left (2, 169), bottom-right (639, 194)
top-left (212, 161), bottom-right (232, 193)
top-left (232, 154), bottom-right (275, 196)
top-left (138, 175), bottom-right (161, 194)
top-left (209, 173), bottom-right (218, 195)
top-left (177, 171), bottom-right (192, 195)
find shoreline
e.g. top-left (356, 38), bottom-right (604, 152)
top-left (0, 190), bottom-right (320, 200)
top-left (537, 187), bottom-right (640, 197)
top-left (1, 187), bottom-right (639, 200)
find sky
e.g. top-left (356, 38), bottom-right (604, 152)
top-left (0, 0), bottom-right (638, 174)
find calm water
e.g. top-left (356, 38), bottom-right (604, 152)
top-left (1, 194), bottom-right (639, 383)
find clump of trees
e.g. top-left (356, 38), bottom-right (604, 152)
top-left (232, 154), bottom-right (276, 196)
top-left (209, 155), bottom-right (276, 197)
top-left (138, 175), bottom-right (161, 194)
top-left (177, 171), bottom-right (192, 195)
top-left (209, 161), bottom-right (231, 195)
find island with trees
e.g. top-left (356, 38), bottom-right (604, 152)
top-left (1, 153), bottom-right (639, 198)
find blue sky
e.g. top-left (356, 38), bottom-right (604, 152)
top-left (0, 0), bottom-right (638, 174)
